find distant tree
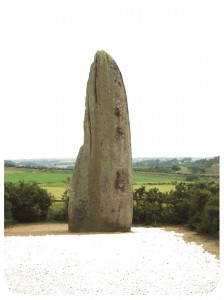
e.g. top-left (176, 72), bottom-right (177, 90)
top-left (181, 157), bottom-right (192, 163)
top-left (186, 175), bottom-right (199, 181)
top-left (4, 160), bottom-right (15, 167)
top-left (171, 165), bottom-right (181, 171)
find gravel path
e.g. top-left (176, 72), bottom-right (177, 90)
top-left (4, 227), bottom-right (220, 295)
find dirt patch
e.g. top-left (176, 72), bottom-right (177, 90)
top-left (4, 223), bottom-right (70, 237)
top-left (4, 223), bottom-right (219, 259)
top-left (162, 225), bottom-right (219, 259)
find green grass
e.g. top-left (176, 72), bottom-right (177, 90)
top-left (4, 167), bottom-right (72, 184)
top-left (133, 183), bottom-right (175, 192)
top-left (4, 167), bottom-right (71, 199)
top-left (132, 171), bottom-right (185, 185)
top-left (40, 186), bottom-right (66, 199)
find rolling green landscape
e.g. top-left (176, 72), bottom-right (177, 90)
top-left (3, 167), bottom-right (197, 199)
top-left (4, 156), bottom-right (219, 199)
top-left (4, 157), bottom-right (219, 235)
top-left (4, 167), bottom-right (183, 200)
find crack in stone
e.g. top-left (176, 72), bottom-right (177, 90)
top-left (87, 97), bottom-right (92, 155)
top-left (95, 57), bottom-right (98, 104)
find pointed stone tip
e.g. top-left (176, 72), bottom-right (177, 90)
top-left (94, 50), bottom-right (113, 63)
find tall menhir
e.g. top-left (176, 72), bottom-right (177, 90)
top-left (68, 51), bottom-right (133, 232)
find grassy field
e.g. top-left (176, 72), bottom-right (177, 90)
top-left (132, 171), bottom-right (189, 192)
top-left (4, 167), bottom-right (71, 184)
top-left (133, 184), bottom-right (175, 193)
top-left (4, 167), bottom-right (215, 199)
top-left (4, 167), bottom-right (71, 199)
top-left (132, 171), bottom-right (186, 184)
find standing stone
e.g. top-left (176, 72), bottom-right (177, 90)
top-left (68, 50), bottom-right (133, 232)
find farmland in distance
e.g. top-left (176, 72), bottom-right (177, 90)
top-left (4, 157), bottom-right (219, 199)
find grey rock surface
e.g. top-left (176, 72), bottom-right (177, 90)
top-left (68, 51), bottom-right (133, 232)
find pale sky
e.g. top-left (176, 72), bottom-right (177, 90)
top-left (1, 0), bottom-right (223, 159)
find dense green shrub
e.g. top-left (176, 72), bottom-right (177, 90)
top-left (133, 181), bottom-right (219, 235)
top-left (133, 187), bottom-right (165, 225)
top-left (61, 186), bottom-right (69, 220)
top-left (47, 185), bottom-right (69, 222)
top-left (4, 181), bottom-right (54, 223)
top-left (47, 202), bottom-right (68, 222)
top-left (196, 192), bottom-right (219, 235)
top-left (4, 187), bottom-right (14, 226)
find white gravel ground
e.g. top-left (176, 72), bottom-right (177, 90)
top-left (4, 227), bottom-right (220, 295)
